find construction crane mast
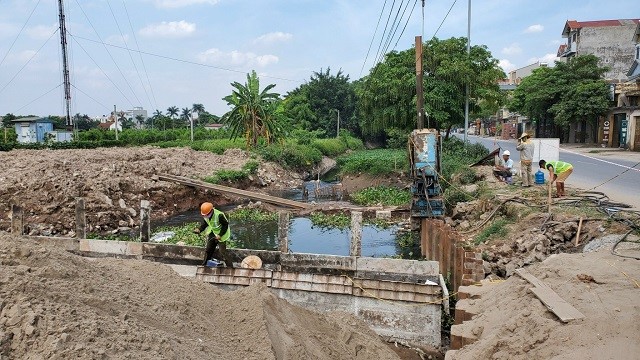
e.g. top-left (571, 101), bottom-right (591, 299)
top-left (57, 0), bottom-right (72, 127)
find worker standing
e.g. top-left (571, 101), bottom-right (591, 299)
top-left (539, 160), bottom-right (573, 197)
top-left (516, 133), bottom-right (535, 187)
top-left (194, 202), bottom-right (233, 267)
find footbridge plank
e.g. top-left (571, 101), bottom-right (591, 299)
top-left (155, 174), bottom-right (313, 209)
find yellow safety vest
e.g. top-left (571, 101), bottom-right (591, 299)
top-left (203, 209), bottom-right (230, 242)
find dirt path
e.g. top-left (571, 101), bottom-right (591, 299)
top-left (0, 234), bottom-right (399, 359)
top-left (0, 147), bottom-right (302, 236)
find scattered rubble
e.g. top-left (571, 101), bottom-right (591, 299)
top-left (0, 147), bottom-right (302, 236)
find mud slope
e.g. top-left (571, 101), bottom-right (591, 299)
top-left (0, 234), bottom-right (398, 360)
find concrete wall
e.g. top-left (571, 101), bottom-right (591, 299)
top-left (578, 22), bottom-right (639, 81)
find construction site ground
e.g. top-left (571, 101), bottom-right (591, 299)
top-left (0, 233), bottom-right (404, 359)
top-left (2, 146), bottom-right (639, 359)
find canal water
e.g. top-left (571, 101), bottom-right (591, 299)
top-left (154, 208), bottom-right (403, 258)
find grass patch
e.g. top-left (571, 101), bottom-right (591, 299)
top-left (153, 222), bottom-right (207, 247)
top-left (337, 149), bottom-right (408, 176)
top-left (473, 219), bottom-right (510, 245)
top-left (204, 160), bottom-right (259, 184)
top-left (309, 212), bottom-right (351, 229)
top-left (351, 186), bottom-right (411, 206)
top-left (258, 141), bottom-right (323, 170)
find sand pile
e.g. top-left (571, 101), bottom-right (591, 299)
top-left (0, 234), bottom-right (398, 359)
top-left (0, 147), bottom-right (301, 236)
top-left (449, 249), bottom-right (640, 360)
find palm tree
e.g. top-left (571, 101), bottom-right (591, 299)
top-left (135, 114), bottom-right (145, 129)
top-left (180, 107), bottom-right (191, 128)
top-left (166, 106), bottom-right (179, 129)
top-left (221, 70), bottom-right (282, 148)
top-left (192, 103), bottom-right (205, 126)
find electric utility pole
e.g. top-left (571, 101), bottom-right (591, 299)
top-left (57, 0), bottom-right (72, 128)
top-left (416, 36), bottom-right (424, 129)
top-left (463, 0), bottom-right (471, 142)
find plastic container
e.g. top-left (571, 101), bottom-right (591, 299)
top-left (206, 259), bottom-right (222, 267)
top-left (535, 170), bottom-right (545, 185)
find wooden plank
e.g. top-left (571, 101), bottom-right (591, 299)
top-left (157, 174), bottom-right (312, 209)
top-left (575, 217), bottom-right (583, 246)
top-left (515, 268), bottom-right (584, 322)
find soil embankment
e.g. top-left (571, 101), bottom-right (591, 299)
top-left (448, 249), bottom-right (640, 359)
top-left (0, 147), bottom-right (302, 236)
top-left (0, 234), bottom-right (400, 359)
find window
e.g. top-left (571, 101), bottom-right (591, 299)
top-left (636, 45), bottom-right (640, 60)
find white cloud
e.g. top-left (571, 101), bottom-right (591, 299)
top-left (26, 24), bottom-right (58, 40)
top-left (524, 24), bottom-right (544, 33)
top-left (501, 43), bottom-right (522, 56)
top-left (0, 23), bottom-right (17, 38)
top-left (254, 32), bottom-right (293, 45)
top-left (139, 21), bottom-right (196, 38)
top-left (528, 53), bottom-right (558, 65)
top-left (198, 48), bottom-right (279, 67)
top-left (499, 59), bottom-right (517, 73)
top-left (150, 0), bottom-right (219, 8)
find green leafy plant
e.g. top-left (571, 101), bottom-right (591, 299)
top-left (309, 212), bottom-right (351, 229)
top-left (229, 208), bottom-right (277, 222)
top-left (350, 186), bottom-right (411, 206)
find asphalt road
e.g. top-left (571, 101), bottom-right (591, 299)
top-left (455, 134), bottom-right (640, 209)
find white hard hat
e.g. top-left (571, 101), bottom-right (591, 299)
top-left (503, 150), bottom-right (510, 156)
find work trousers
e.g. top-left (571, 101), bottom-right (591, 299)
top-left (521, 160), bottom-right (532, 186)
top-left (204, 238), bottom-right (233, 267)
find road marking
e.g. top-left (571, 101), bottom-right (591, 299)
top-left (559, 148), bottom-right (640, 173)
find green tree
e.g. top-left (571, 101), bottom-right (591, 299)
top-left (135, 114), bottom-right (145, 129)
top-left (284, 68), bottom-right (357, 137)
top-left (2, 113), bottom-right (17, 128)
top-left (510, 55), bottom-right (609, 141)
top-left (356, 37), bottom-right (505, 141)
top-left (166, 106), bottom-right (179, 129)
top-left (221, 70), bottom-right (283, 148)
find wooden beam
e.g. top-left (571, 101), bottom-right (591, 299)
top-left (156, 174), bottom-right (313, 209)
top-left (575, 217), bottom-right (583, 246)
top-left (515, 268), bottom-right (584, 322)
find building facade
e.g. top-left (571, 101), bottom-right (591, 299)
top-left (12, 117), bottom-right (54, 143)
top-left (557, 19), bottom-right (640, 149)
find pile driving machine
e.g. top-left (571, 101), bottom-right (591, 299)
top-left (408, 129), bottom-right (445, 218)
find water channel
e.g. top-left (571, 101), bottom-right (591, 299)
top-left (153, 179), bottom-right (418, 258)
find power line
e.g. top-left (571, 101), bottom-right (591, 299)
top-left (72, 84), bottom-right (111, 111)
top-left (73, 0), bottom-right (143, 106)
top-left (0, 0), bottom-right (42, 69)
top-left (375, 0), bottom-right (407, 66)
top-left (71, 34), bottom-right (302, 83)
top-left (71, 36), bottom-right (135, 107)
top-left (123, 0), bottom-right (158, 111)
top-left (432, 0), bottom-right (458, 39)
top-left (372, 0), bottom-right (398, 67)
top-left (391, 0), bottom-right (419, 51)
top-left (106, 0), bottom-right (153, 110)
top-left (359, 0), bottom-right (388, 77)
top-left (380, 0), bottom-right (412, 57)
top-left (15, 83), bottom-right (63, 113)
top-left (0, 28), bottom-right (58, 96)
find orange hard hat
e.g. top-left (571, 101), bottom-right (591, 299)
top-left (200, 202), bottom-right (213, 216)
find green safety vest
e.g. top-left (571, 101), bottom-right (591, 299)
top-left (546, 161), bottom-right (572, 174)
top-left (203, 209), bottom-right (230, 243)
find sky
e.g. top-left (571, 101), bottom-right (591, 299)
top-left (0, 0), bottom-right (638, 118)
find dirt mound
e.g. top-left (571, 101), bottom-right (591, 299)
top-left (0, 234), bottom-right (399, 359)
top-left (449, 250), bottom-right (640, 360)
top-left (0, 147), bottom-right (302, 236)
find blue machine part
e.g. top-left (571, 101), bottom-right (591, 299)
top-left (413, 132), bottom-right (438, 177)
top-left (410, 129), bottom-right (445, 218)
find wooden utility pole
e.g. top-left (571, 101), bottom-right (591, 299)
top-left (416, 36), bottom-right (424, 129)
